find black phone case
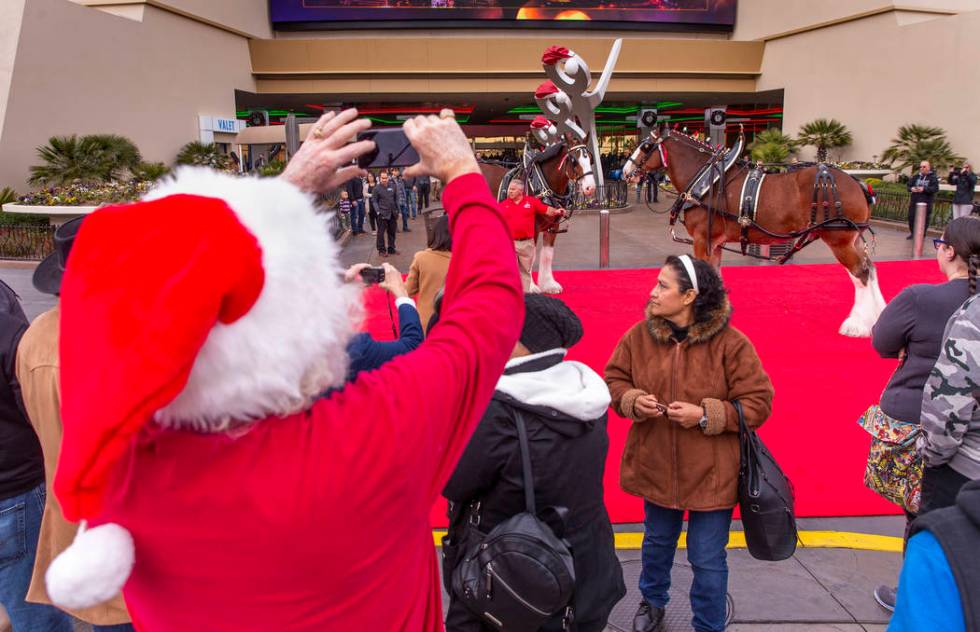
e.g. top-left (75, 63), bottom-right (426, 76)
top-left (357, 130), bottom-right (420, 169)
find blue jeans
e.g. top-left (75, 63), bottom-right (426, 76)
top-left (352, 199), bottom-right (366, 233)
top-left (408, 190), bottom-right (418, 218)
top-left (399, 203), bottom-right (410, 229)
top-left (640, 501), bottom-right (733, 632)
top-left (92, 624), bottom-right (135, 632)
top-left (0, 483), bottom-right (74, 632)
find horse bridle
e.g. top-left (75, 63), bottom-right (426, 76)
top-left (627, 131), bottom-right (669, 173)
top-left (558, 143), bottom-right (595, 183)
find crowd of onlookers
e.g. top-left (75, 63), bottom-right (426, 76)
top-left (0, 109), bottom-right (977, 632)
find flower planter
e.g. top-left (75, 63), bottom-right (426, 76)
top-left (2, 203), bottom-right (99, 226)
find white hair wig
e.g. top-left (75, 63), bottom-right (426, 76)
top-left (144, 167), bottom-right (362, 431)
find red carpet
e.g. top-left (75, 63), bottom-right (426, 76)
top-left (361, 260), bottom-right (943, 524)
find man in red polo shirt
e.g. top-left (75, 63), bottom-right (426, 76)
top-left (500, 179), bottom-right (564, 292)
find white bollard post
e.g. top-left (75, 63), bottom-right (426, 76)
top-left (599, 209), bottom-right (610, 269)
top-left (913, 202), bottom-right (927, 258)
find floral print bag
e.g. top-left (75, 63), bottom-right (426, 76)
top-left (857, 404), bottom-right (922, 513)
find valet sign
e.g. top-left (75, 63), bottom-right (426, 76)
top-left (199, 115), bottom-right (244, 143)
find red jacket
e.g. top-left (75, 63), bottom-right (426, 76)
top-left (98, 173), bottom-right (523, 631)
top-left (500, 194), bottom-right (551, 240)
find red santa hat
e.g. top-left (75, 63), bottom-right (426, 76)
top-left (541, 46), bottom-right (572, 66)
top-left (45, 167), bottom-right (360, 609)
top-left (534, 80), bottom-right (560, 99)
top-left (530, 116), bottom-right (552, 130)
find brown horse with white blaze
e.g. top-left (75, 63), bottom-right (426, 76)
top-left (623, 128), bottom-right (886, 337)
top-left (479, 140), bottom-right (595, 294)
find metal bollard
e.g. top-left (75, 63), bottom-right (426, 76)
top-left (599, 209), bottom-right (610, 268)
top-left (913, 202), bottom-right (927, 258)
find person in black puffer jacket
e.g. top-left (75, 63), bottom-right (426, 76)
top-left (443, 294), bottom-right (626, 632)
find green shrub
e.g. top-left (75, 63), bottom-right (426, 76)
top-left (132, 161), bottom-right (171, 182)
top-left (258, 160), bottom-right (286, 178)
top-left (29, 134), bottom-right (142, 186)
top-left (176, 142), bottom-right (232, 170)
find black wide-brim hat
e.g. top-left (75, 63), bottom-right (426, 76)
top-left (33, 217), bottom-right (85, 295)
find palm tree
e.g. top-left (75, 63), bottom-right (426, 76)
top-left (28, 134), bottom-right (142, 186)
top-left (748, 128), bottom-right (796, 164)
top-left (750, 142), bottom-right (790, 164)
top-left (0, 187), bottom-right (17, 206)
top-left (881, 124), bottom-right (964, 175)
top-left (176, 142), bottom-right (231, 170)
top-left (797, 118), bottom-right (853, 162)
top-left (132, 161), bottom-right (171, 182)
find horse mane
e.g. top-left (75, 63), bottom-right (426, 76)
top-left (667, 129), bottom-right (716, 152)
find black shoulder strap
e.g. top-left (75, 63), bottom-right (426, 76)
top-left (514, 411), bottom-right (537, 515)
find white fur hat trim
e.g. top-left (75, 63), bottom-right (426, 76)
top-left (46, 521), bottom-right (134, 610)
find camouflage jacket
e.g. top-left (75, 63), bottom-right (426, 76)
top-left (919, 293), bottom-right (980, 478)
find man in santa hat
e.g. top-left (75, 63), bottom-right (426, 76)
top-left (45, 108), bottom-right (524, 631)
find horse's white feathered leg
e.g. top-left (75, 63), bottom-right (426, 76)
top-left (536, 245), bottom-right (563, 294)
top-left (839, 272), bottom-right (879, 337)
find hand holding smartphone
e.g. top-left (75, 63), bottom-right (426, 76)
top-left (359, 266), bottom-right (386, 285)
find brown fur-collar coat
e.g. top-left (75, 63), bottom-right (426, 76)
top-left (604, 297), bottom-right (774, 510)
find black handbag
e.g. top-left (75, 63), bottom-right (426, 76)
top-left (450, 411), bottom-right (576, 631)
top-left (734, 400), bottom-right (799, 561)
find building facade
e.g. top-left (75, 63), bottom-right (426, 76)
top-left (0, 0), bottom-right (977, 189)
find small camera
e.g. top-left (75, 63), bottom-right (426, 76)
top-left (359, 266), bottom-right (386, 285)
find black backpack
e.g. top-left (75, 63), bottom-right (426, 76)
top-left (450, 411), bottom-right (576, 631)
top-left (735, 400), bottom-right (799, 561)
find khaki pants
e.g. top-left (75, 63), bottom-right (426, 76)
top-left (952, 203), bottom-right (974, 220)
top-left (515, 239), bottom-right (536, 292)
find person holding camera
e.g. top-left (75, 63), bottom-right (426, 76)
top-left (949, 162), bottom-right (977, 220)
top-left (373, 171), bottom-right (399, 256)
top-left (43, 108), bottom-right (525, 631)
top-left (604, 255), bottom-right (773, 632)
top-left (344, 263), bottom-right (423, 380)
top-left (907, 161), bottom-right (940, 239)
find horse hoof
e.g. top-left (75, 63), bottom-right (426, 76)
top-left (540, 282), bottom-right (563, 294)
top-left (528, 284), bottom-right (543, 295)
top-left (839, 317), bottom-right (872, 338)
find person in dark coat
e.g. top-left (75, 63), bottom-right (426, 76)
top-left (417, 175), bottom-right (431, 211)
top-left (372, 171), bottom-right (400, 256)
top-left (949, 162), bottom-right (977, 220)
top-left (0, 286), bottom-right (74, 630)
top-left (344, 262), bottom-right (423, 380)
top-left (443, 294), bottom-right (626, 632)
top-left (345, 175), bottom-right (366, 234)
top-left (906, 160), bottom-right (940, 239)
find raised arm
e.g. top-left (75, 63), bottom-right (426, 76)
top-left (318, 112), bottom-right (523, 504)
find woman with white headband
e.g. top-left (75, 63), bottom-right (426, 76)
top-left (604, 254), bottom-right (774, 632)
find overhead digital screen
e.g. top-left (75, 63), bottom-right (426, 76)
top-left (269, 0), bottom-right (736, 28)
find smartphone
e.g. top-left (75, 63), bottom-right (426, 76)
top-left (356, 129), bottom-right (420, 170)
top-left (359, 266), bottom-right (386, 285)
top-left (654, 402), bottom-right (668, 415)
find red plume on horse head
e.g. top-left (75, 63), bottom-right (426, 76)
top-left (530, 116), bottom-right (552, 129)
top-left (534, 80), bottom-right (560, 99)
top-left (541, 46), bottom-right (572, 66)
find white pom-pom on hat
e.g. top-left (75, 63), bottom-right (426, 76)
top-left (46, 521), bottom-right (134, 610)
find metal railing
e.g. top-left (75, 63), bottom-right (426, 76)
top-left (872, 191), bottom-right (952, 229)
top-left (0, 225), bottom-right (56, 261)
top-left (568, 181), bottom-right (630, 210)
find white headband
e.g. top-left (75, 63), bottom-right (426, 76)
top-left (678, 255), bottom-right (699, 294)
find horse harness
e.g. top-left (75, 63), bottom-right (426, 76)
top-left (648, 130), bottom-right (872, 263)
